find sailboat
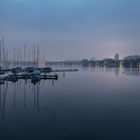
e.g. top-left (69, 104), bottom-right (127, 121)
top-left (0, 37), bottom-right (9, 80)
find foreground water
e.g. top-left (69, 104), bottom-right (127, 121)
top-left (0, 67), bottom-right (140, 140)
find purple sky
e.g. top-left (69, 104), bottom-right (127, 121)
top-left (0, 0), bottom-right (140, 60)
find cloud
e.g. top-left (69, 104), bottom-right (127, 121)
top-left (0, 0), bottom-right (140, 60)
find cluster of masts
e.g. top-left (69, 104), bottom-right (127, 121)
top-left (0, 37), bottom-right (8, 69)
top-left (0, 37), bottom-right (78, 84)
top-left (0, 37), bottom-right (46, 69)
top-left (0, 37), bottom-right (58, 84)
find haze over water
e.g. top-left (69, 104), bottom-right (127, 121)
top-left (0, 67), bottom-right (140, 140)
top-left (0, 0), bottom-right (140, 139)
top-left (0, 0), bottom-right (140, 60)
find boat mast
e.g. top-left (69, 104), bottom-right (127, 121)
top-left (0, 39), bottom-right (2, 68)
top-left (6, 48), bottom-right (9, 68)
top-left (33, 43), bottom-right (36, 67)
top-left (24, 43), bottom-right (26, 68)
top-left (13, 48), bottom-right (16, 67)
top-left (2, 37), bottom-right (7, 69)
top-left (17, 48), bottom-right (19, 67)
top-left (28, 45), bottom-right (30, 67)
top-left (37, 44), bottom-right (39, 68)
top-left (19, 48), bottom-right (22, 67)
top-left (31, 45), bottom-right (33, 67)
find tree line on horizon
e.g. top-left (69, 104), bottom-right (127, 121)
top-left (47, 55), bottom-right (140, 68)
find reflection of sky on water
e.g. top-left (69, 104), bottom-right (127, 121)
top-left (0, 67), bottom-right (140, 120)
top-left (0, 67), bottom-right (140, 139)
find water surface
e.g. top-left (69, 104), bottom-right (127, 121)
top-left (0, 67), bottom-right (140, 140)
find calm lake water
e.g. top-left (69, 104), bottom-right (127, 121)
top-left (0, 67), bottom-right (140, 140)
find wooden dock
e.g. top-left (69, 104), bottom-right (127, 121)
top-left (4, 74), bottom-right (58, 82)
top-left (52, 69), bottom-right (79, 72)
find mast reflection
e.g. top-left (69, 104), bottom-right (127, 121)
top-left (0, 78), bottom-right (57, 120)
top-left (0, 82), bottom-right (8, 120)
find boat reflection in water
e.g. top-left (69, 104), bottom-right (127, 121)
top-left (0, 81), bottom-right (8, 120)
top-left (0, 76), bottom-right (59, 120)
top-left (0, 67), bottom-right (140, 140)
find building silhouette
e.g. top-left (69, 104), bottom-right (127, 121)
top-left (114, 54), bottom-right (119, 61)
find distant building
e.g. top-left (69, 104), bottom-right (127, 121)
top-left (38, 58), bottom-right (46, 68)
top-left (114, 54), bottom-right (119, 61)
top-left (122, 55), bottom-right (140, 68)
top-left (103, 58), bottom-right (119, 67)
top-left (80, 59), bottom-right (89, 66)
top-left (123, 55), bottom-right (140, 60)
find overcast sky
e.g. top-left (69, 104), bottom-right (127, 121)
top-left (0, 0), bottom-right (140, 60)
